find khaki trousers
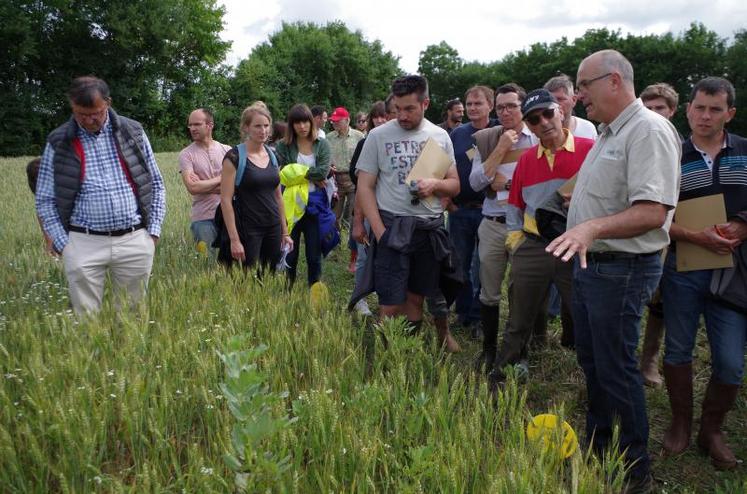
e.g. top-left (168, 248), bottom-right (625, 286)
top-left (333, 172), bottom-right (355, 230)
top-left (62, 229), bottom-right (155, 315)
top-left (477, 218), bottom-right (509, 306)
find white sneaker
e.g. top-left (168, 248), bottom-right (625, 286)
top-left (354, 299), bottom-right (373, 316)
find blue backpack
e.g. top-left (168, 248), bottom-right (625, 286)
top-left (235, 143), bottom-right (278, 186)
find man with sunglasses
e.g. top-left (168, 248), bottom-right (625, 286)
top-left (469, 83), bottom-right (538, 375)
top-left (491, 89), bottom-right (594, 382)
top-left (546, 50), bottom-right (681, 493)
top-left (35, 76), bottom-right (166, 315)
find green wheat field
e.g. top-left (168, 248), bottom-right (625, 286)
top-left (1, 154), bottom-right (744, 493)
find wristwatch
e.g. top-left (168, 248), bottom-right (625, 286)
top-left (505, 179), bottom-right (512, 191)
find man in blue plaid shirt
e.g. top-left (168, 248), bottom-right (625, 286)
top-left (35, 76), bottom-right (166, 315)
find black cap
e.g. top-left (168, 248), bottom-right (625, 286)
top-left (522, 89), bottom-right (558, 119)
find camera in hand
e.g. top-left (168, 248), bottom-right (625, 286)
top-left (409, 180), bottom-right (420, 205)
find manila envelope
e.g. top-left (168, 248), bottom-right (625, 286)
top-left (405, 137), bottom-right (453, 208)
top-left (558, 174), bottom-right (577, 196)
top-left (406, 137), bottom-right (453, 182)
top-left (675, 194), bottom-right (733, 272)
top-left (466, 145), bottom-right (525, 165)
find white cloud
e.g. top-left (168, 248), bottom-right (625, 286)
top-left (220, 0), bottom-right (746, 71)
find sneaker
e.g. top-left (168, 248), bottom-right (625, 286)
top-left (354, 299), bottom-right (373, 316)
top-left (515, 360), bottom-right (529, 380)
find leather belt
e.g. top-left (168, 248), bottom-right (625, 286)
top-left (69, 223), bottom-right (145, 237)
top-left (482, 215), bottom-right (506, 223)
top-left (456, 201), bottom-right (483, 209)
top-left (587, 251), bottom-right (661, 263)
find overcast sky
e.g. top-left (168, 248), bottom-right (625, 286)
top-left (219, 0), bottom-right (746, 73)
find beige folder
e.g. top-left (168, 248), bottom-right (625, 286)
top-left (675, 194), bottom-right (733, 272)
top-left (404, 137), bottom-right (453, 208)
top-left (558, 174), bottom-right (577, 196)
top-left (405, 137), bottom-right (453, 182)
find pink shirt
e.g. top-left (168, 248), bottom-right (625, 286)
top-left (178, 140), bottom-right (231, 221)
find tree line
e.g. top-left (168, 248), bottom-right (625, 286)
top-left (1, 1), bottom-right (745, 156)
top-left (419, 23), bottom-right (747, 138)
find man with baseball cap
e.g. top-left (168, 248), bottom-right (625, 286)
top-left (491, 89), bottom-right (594, 382)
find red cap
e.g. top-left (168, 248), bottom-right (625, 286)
top-left (329, 107), bottom-right (350, 122)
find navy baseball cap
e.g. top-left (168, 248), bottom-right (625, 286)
top-left (522, 89), bottom-right (558, 119)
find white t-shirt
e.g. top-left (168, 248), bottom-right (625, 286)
top-left (572, 117), bottom-right (598, 140)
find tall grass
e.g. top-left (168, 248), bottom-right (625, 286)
top-left (0, 153), bottom-right (696, 492)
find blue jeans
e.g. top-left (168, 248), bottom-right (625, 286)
top-left (287, 213), bottom-right (322, 286)
top-left (191, 219), bottom-right (218, 253)
top-left (448, 207), bottom-right (482, 324)
top-left (547, 283), bottom-right (562, 317)
top-left (354, 220), bottom-right (370, 288)
top-left (572, 254), bottom-right (661, 479)
top-left (662, 251), bottom-right (747, 384)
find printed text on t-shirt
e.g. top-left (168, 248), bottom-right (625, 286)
top-left (385, 139), bottom-right (426, 184)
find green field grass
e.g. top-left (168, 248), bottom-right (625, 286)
top-left (1, 154), bottom-right (745, 493)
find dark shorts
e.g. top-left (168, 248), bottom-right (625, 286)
top-left (374, 228), bottom-right (440, 306)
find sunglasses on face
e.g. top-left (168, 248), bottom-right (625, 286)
top-left (525, 107), bottom-right (556, 126)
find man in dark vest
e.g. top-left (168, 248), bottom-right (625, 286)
top-left (35, 76), bottom-right (166, 315)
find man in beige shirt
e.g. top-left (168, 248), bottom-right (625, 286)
top-left (328, 106), bottom-right (364, 230)
top-left (547, 49), bottom-right (681, 494)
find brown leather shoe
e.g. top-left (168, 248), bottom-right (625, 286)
top-left (696, 379), bottom-right (739, 470)
top-left (662, 362), bottom-right (693, 455)
top-left (640, 315), bottom-right (664, 387)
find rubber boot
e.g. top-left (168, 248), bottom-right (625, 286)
top-left (476, 303), bottom-right (500, 374)
top-left (662, 362), bottom-right (693, 455)
top-left (347, 249), bottom-right (358, 273)
top-left (434, 316), bottom-right (461, 353)
top-left (697, 379), bottom-right (740, 470)
top-left (640, 314), bottom-right (664, 387)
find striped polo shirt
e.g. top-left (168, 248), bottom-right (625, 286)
top-left (679, 132), bottom-right (747, 219)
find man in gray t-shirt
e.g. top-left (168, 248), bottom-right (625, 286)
top-left (357, 75), bottom-right (461, 350)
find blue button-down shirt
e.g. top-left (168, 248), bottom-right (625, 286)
top-left (35, 117), bottom-right (166, 252)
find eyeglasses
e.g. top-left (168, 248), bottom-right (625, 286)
top-left (525, 107), bottom-right (556, 126)
top-left (576, 73), bottom-right (612, 92)
top-left (73, 106), bottom-right (108, 121)
top-left (496, 103), bottom-right (521, 113)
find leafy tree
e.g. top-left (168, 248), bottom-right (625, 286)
top-left (724, 29), bottom-right (747, 137)
top-left (231, 21), bottom-right (401, 123)
top-left (0, 0), bottom-right (229, 156)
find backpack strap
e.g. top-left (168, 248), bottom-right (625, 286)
top-left (236, 143), bottom-right (247, 187)
top-left (71, 137), bottom-right (86, 182)
top-left (265, 144), bottom-right (279, 170)
top-left (236, 143), bottom-right (278, 187)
